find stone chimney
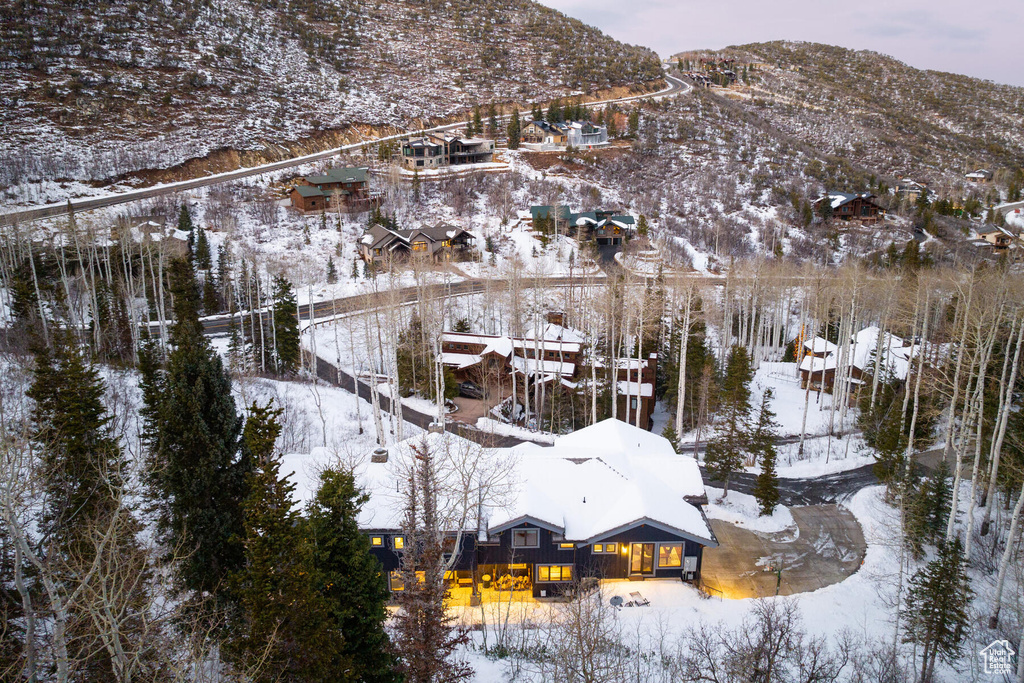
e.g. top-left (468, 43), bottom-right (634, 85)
top-left (370, 447), bottom-right (388, 463)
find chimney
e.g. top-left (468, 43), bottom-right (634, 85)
top-left (370, 447), bottom-right (388, 463)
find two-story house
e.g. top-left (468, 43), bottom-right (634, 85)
top-left (359, 420), bottom-right (717, 600)
top-left (289, 167), bottom-right (381, 213)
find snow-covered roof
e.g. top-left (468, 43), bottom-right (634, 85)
top-left (803, 336), bottom-right (837, 354)
top-left (511, 338), bottom-right (582, 354)
top-left (617, 381), bottom-right (654, 398)
top-left (510, 355), bottom-right (576, 378)
top-left (439, 352), bottom-right (482, 369)
top-left (489, 420), bottom-right (715, 545)
top-left (525, 322), bottom-right (586, 344)
top-left (356, 421), bottom-right (716, 548)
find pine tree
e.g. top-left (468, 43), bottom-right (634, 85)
top-left (507, 108), bottom-right (521, 150)
top-left (352, 258), bottom-right (360, 279)
top-left (202, 274), bottom-right (220, 315)
top-left (704, 346), bottom-right (753, 497)
top-left (271, 275), bottom-right (300, 374)
top-left (179, 203), bottom-right (194, 253)
top-left (902, 538), bottom-right (973, 682)
top-left (470, 105), bottom-right (483, 137)
top-left (628, 109), bottom-right (640, 138)
top-left (29, 334), bottom-right (124, 548)
top-left (326, 256), bottom-right (337, 284)
top-left (546, 97), bottom-right (562, 123)
top-left (307, 468), bottom-right (399, 683)
top-left (750, 389), bottom-right (780, 516)
top-left (661, 423), bottom-right (680, 453)
top-left (606, 110), bottom-right (618, 138)
top-left (487, 103), bottom-right (498, 138)
top-left (227, 403), bottom-right (343, 683)
top-left (141, 258), bottom-right (247, 596)
top-left (637, 214), bottom-right (650, 237)
top-left (194, 227), bottom-right (212, 270)
top-left (412, 169), bottom-right (421, 203)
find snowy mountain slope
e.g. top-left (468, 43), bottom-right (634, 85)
top-left (0, 0), bottom-right (660, 189)
top-left (675, 42), bottom-right (1024, 188)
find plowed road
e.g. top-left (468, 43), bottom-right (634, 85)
top-left (1, 75), bottom-right (689, 227)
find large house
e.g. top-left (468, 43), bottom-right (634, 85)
top-left (529, 205), bottom-right (635, 245)
top-left (358, 223), bottom-right (476, 264)
top-left (978, 226), bottom-right (1014, 251)
top-left (965, 169), bottom-right (993, 184)
top-left (521, 120), bottom-right (609, 150)
top-left (400, 133), bottom-right (495, 170)
top-left (798, 327), bottom-right (916, 396)
top-left (813, 192), bottom-right (883, 223)
top-left (359, 420), bottom-right (718, 599)
top-left (289, 167), bottom-right (381, 213)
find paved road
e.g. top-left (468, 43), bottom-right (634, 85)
top-left (0, 75), bottom-right (690, 228)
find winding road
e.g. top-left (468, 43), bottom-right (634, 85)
top-left (0, 75), bottom-right (690, 227)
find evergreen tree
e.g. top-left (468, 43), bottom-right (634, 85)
top-left (660, 423), bottom-right (680, 453)
top-left (470, 105), bottom-right (483, 137)
top-left (29, 334), bottom-right (155, 680)
top-left (326, 256), bottom-right (338, 284)
top-left (606, 110), bottom-right (618, 138)
top-left (179, 204), bottom-right (194, 253)
top-left (902, 538), bottom-right (973, 682)
top-left (507, 108), bottom-right (521, 150)
top-left (271, 275), bottom-right (300, 374)
top-left (819, 195), bottom-right (834, 222)
top-left (750, 389), bottom-right (780, 516)
top-left (352, 258), bottom-right (360, 279)
top-left (704, 346), bottom-right (753, 497)
top-left (195, 227), bottom-right (212, 270)
top-left (546, 97), bottom-right (562, 123)
top-left (141, 259), bottom-right (247, 596)
top-left (307, 468), bottom-right (399, 683)
top-left (412, 169), bottom-right (421, 204)
top-left (531, 103), bottom-right (543, 123)
top-left (637, 214), bottom-right (650, 237)
top-left (29, 334), bottom-right (124, 548)
top-left (628, 108), bottom-right (640, 138)
top-left (487, 103), bottom-right (498, 138)
top-left (202, 274), bottom-right (220, 316)
top-left (227, 403), bottom-right (343, 683)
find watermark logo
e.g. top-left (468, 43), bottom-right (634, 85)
top-left (980, 639), bottom-right (1015, 675)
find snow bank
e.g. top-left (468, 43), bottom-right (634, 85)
top-left (705, 486), bottom-right (797, 535)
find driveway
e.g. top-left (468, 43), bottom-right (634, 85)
top-left (699, 504), bottom-right (866, 599)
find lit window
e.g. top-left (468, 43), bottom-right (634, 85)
top-left (605, 543), bottom-right (616, 554)
top-left (393, 536), bottom-right (405, 550)
top-left (659, 544), bottom-right (683, 568)
top-left (537, 565), bottom-right (573, 582)
top-left (371, 536), bottom-right (383, 547)
top-left (593, 544), bottom-right (603, 553)
top-left (559, 543), bottom-right (574, 549)
top-left (512, 529), bottom-right (539, 548)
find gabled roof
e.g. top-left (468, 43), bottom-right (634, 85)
top-left (814, 192), bottom-right (879, 209)
top-left (293, 185), bottom-right (325, 197)
top-left (531, 205), bottom-right (571, 221)
top-left (326, 167), bottom-right (368, 183)
top-left (354, 421), bottom-right (715, 547)
top-left (489, 420), bottom-right (716, 546)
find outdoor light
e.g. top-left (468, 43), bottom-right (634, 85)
top-left (621, 545), bottom-right (628, 555)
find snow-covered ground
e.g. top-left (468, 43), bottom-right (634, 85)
top-left (455, 485), bottom-right (923, 681)
top-left (705, 485), bottom-right (797, 535)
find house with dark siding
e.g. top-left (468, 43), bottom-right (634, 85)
top-left (359, 420), bottom-right (717, 600)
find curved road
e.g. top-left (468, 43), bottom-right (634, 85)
top-left (0, 75), bottom-right (690, 227)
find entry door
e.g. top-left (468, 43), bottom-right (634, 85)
top-left (630, 543), bottom-right (655, 574)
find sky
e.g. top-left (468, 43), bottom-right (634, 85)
top-left (537, 0), bottom-right (1024, 87)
